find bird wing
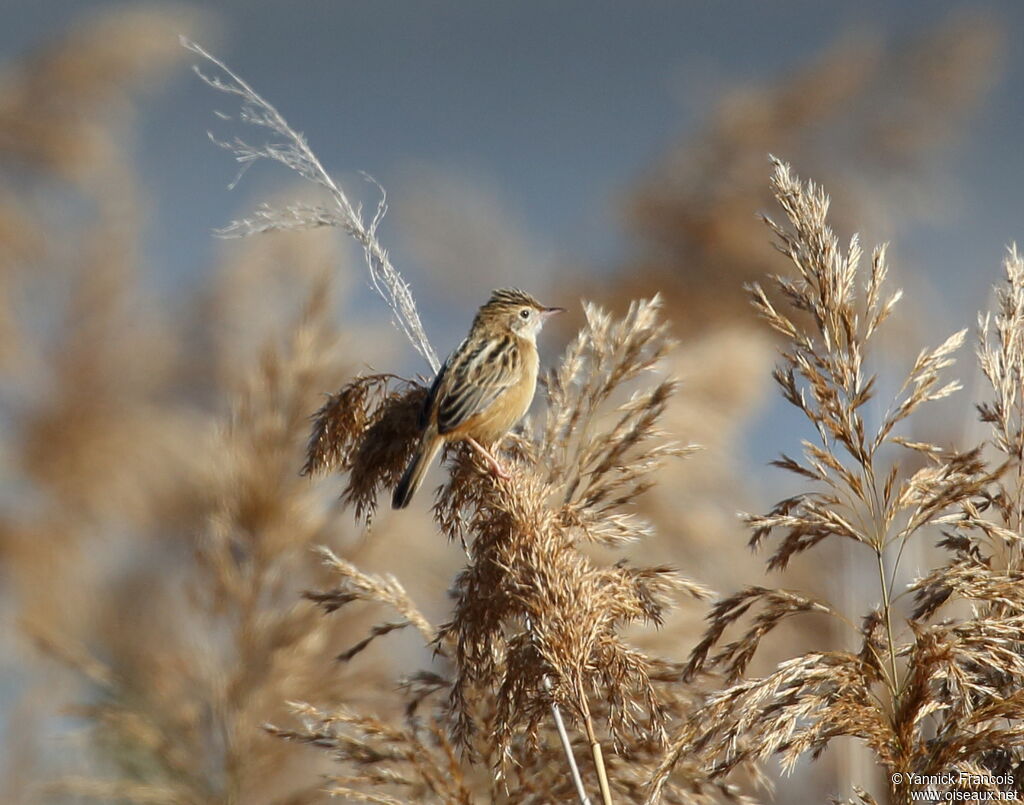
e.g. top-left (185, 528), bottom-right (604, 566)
top-left (433, 335), bottom-right (520, 435)
top-left (419, 352), bottom-right (451, 430)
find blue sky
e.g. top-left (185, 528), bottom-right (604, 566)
top-left (4, 0), bottom-right (1023, 464)
top-left (6, 1), bottom-right (1021, 286)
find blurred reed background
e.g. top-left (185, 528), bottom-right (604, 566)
top-left (1, 2), bottom-right (1023, 803)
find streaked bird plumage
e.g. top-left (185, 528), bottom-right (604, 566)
top-left (392, 288), bottom-right (563, 509)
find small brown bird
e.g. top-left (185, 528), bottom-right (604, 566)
top-left (392, 288), bottom-right (564, 509)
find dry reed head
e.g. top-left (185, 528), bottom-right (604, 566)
top-left (7, 9), bottom-right (1021, 805)
top-left (271, 553), bottom-right (466, 804)
top-left (0, 7), bottom-right (212, 673)
top-left (650, 159), bottom-right (1024, 804)
top-left (304, 374), bottom-right (426, 524)
top-left (294, 297), bottom-right (722, 803)
top-left (0, 17), bottom-right (403, 797)
top-left (977, 246), bottom-right (1024, 530)
top-left (431, 299), bottom-right (707, 765)
top-left (554, 23), bottom-right (1009, 752)
top-left (32, 266), bottom-right (371, 804)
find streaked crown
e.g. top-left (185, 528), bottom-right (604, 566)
top-left (472, 288), bottom-right (543, 328)
top-left (482, 288), bottom-right (543, 312)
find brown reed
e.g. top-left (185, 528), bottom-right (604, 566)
top-left (649, 160), bottom-right (1024, 805)
top-left (2, 10), bottom-right (1020, 805)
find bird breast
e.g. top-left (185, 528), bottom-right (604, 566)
top-left (471, 338), bottom-right (539, 444)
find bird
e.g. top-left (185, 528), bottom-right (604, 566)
top-left (392, 288), bottom-right (564, 509)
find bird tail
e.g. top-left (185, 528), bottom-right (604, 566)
top-left (392, 436), bottom-right (442, 509)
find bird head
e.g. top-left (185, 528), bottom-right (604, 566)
top-left (476, 288), bottom-right (564, 339)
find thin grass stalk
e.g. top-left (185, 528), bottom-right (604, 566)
top-left (874, 548), bottom-right (901, 709)
top-left (580, 699), bottom-right (613, 805)
top-left (867, 467), bottom-right (903, 728)
top-left (865, 448), bottom-right (902, 710)
top-left (543, 675), bottom-right (593, 805)
top-left (523, 608), bottom-right (593, 805)
top-left (840, 538), bottom-right (877, 798)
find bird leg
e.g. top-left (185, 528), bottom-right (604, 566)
top-left (466, 437), bottom-right (512, 480)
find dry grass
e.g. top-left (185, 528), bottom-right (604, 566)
top-left (0, 11), bottom-right (406, 804)
top-left (298, 297), bottom-right (717, 804)
top-left (2, 8), bottom-right (1022, 805)
top-left (566, 32), bottom-right (1009, 781)
top-left (648, 161), bottom-right (1024, 804)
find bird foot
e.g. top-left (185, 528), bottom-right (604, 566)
top-left (490, 461), bottom-right (512, 481)
top-left (466, 438), bottom-right (512, 480)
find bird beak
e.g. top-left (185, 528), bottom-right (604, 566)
top-left (541, 306), bottom-right (566, 319)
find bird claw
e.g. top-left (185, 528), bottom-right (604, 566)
top-left (467, 438), bottom-right (512, 481)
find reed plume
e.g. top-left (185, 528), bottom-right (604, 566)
top-left (184, 39), bottom-right (725, 804)
top-left (650, 160), bottom-right (1024, 804)
top-left (298, 298), bottom-right (721, 804)
top-left (2, 10), bottom-right (1019, 805)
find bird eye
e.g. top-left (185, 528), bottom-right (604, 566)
top-left (519, 308), bottom-right (531, 319)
